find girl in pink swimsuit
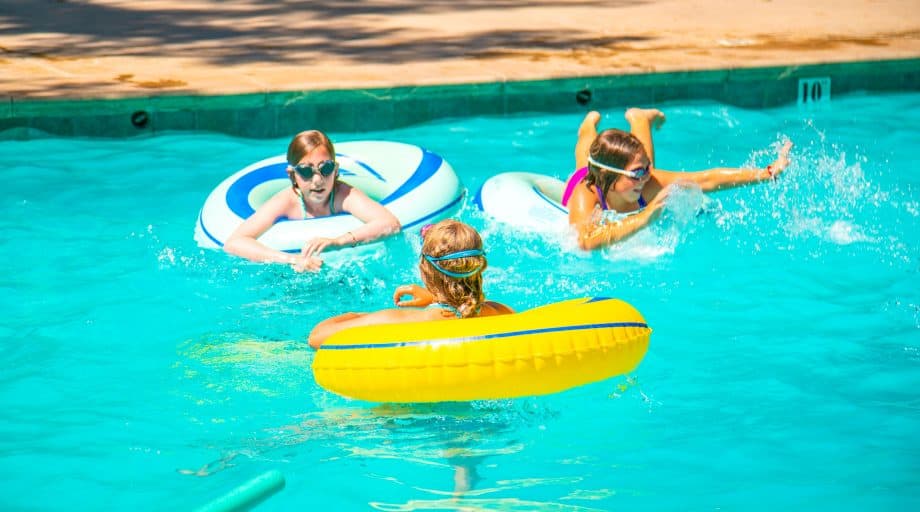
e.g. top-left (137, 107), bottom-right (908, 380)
top-left (565, 108), bottom-right (793, 251)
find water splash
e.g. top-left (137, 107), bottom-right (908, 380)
top-left (600, 183), bottom-right (708, 263)
top-left (707, 134), bottom-right (916, 268)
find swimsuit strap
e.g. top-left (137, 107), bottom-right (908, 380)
top-left (328, 182), bottom-right (336, 215)
top-left (425, 302), bottom-right (483, 318)
top-left (297, 189), bottom-right (309, 220)
top-left (601, 192), bottom-right (645, 214)
top-left (595, 184), bottom-right (609, 211)
top-left (426, 302), bottom-right (463, 319)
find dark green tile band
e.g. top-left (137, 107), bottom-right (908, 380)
top-left (2, 58), bottom-right (918, 139)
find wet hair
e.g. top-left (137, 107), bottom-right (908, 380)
top-left (286, 130), bottom-right (335, 165)
top-left (419, 220), bottom-right (486, 319)
top-left (586, 128), bottom-right (646, 198)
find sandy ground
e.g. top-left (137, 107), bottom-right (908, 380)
top-left (1, 0), bottom-right (918, 100)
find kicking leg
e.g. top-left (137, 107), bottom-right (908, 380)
top-left (625, 108), bottom-right (665, 167)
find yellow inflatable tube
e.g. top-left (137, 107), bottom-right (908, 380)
top-left (312, 297), bottom-right (651, 403)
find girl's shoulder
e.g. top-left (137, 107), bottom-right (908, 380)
top-left (567, 182), bottom-right (601, 223)
top-left (262, 186), bottom-right (298, 213)
top-left (361, 306), bottom-right (438, 326)
top-left (334, 179), bottom-right (353, 192)
top-left (480, 301), bottom-right (514, 316)
top-left (568, 180), bottom-right (598, 204)
top-left (333, 180), bottom-right (360, 202)
top-left (336, 181), bottom-right (386, 215)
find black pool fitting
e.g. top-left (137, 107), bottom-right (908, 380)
top-left (130, 110), bottom-right (149, 128)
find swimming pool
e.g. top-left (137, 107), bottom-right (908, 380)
top-left (1, 92), bottom-right (917, 510)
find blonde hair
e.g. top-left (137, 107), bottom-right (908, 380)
top-left (419, 220), bottom-right (486, 319)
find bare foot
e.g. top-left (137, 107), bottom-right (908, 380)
top-left (625, 107), bottom-right (666, 130)
top-left (578, 111), bottom-right (602, 136)
top-left (585, 110), bottom-right (601, 126)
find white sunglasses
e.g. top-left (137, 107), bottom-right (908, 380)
top-left (588, 156), bottom-right (650, 180)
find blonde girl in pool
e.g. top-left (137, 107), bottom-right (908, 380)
top-left (564, 108), bottom-right (793, 250)
top-left (308, 219), bottom-right (513, 348)
top-left (224, 130), bottom-right (400, 271)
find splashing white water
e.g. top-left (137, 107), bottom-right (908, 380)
top-left (826, 220), bottom-right (872, 245)
top-left (603, 183), bottom-right (709, 262)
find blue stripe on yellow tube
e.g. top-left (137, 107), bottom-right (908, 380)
top-left (320, 321), bottom-right (649, 350)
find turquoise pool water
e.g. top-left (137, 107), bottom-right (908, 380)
top-left (1, 92), bottom-right (918, 511)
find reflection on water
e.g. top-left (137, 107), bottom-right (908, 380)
top-left (174, 391), bottom-right (581, 506)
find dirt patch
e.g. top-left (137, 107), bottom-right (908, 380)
top-left (740, 30), bottom-right (920, 51)
top-left (114, 74), bottom-right (187, 89)
top-left (133, 79), bottom-right (188, 89)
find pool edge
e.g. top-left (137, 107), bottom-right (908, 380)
top-left (2, 58), bottom-right (918, 139)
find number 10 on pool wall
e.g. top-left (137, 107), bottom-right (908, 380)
top-left (798, 77), bottom-right (831, 106)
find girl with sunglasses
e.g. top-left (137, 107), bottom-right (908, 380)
top-left (565, 108), bottom-right (793, 250)
top-left (308, 220), bottom-right (513, 348)
top-left (224, 130), bottom-right (400, 271)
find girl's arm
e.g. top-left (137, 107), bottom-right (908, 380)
top-left (654, 141), bottom-right (792, 192)
top-left (573, 189), bottom-right (669, 250)
top-left (224, 190), bottom-right (300, 265)
top-left (308, 308), bottom-right (422, 349)
top-left (340, 185), bottom-right (401, 242)
top-left (300, 184), bottom-right (401, 258)
top-left (576, 207), bottom-right (659, 250)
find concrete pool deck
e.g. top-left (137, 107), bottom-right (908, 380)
top-left (2, 0), bottom-right (919, 136)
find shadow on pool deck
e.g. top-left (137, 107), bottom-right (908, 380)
top-left (2, 0), bottom-right (918, 100)
top-left (1, 0), bottom-right (655, 65)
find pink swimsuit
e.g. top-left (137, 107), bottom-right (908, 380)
top-left (561, 167), bottom-right (589, 207)
top-left (561, 166), bottom-right (646, 210)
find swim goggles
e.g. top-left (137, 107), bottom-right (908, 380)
top-left (291, 160), bottom-right (338, 180)
top-left (587, 156), bottom-right (650, 180)
top-left (422, 249), bottom-right (485, 279)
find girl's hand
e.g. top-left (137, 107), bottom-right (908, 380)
top-left (291, 254), bottom-right (323, 273)
top-left (301, 237), bottom-right (337, 259)
top-left (646, 185), bottom-right (672, 214)
top-left (393, 284), bottom-right (435, 307)
top-left (765, 140), bottom-right (793, 179)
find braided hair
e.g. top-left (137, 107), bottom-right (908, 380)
top-left (419, 220), bottom-right (487, 319)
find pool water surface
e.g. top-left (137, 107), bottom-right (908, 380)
top-left (1, 92), bottom-right (918, 510)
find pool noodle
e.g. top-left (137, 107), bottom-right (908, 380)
top-left (194, 470), bottom-right (286, 512)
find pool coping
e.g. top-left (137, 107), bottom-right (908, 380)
top-left (2, 57), bottom-right (918, 139)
